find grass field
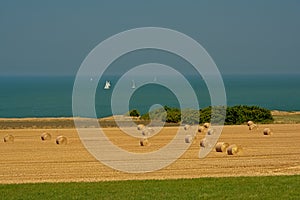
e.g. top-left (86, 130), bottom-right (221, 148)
top-left (1, 175), bottom-right (299, 199)
top-left (273, 114), bottom-right (300, 124)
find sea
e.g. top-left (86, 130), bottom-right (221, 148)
top-left (0, 74), bottom-right (299, 118)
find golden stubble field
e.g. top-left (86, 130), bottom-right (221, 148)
top-left (0, 124), bottom-right (300, 184)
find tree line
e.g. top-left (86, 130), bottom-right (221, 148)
top-left (129, 105), bottom-right (273, 125)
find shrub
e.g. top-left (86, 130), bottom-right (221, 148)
top-left (129, 109), bottom-right (140, 117)
top-left (225, 105), bottom-right (273, 125)
top-left (140, 105), bottom-right (273, 125)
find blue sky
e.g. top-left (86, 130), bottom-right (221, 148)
top-left (0, 0), bottom-right (300, 76)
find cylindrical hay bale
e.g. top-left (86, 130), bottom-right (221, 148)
top-left (137, 124), bottom-right (145, 131)
top-left (215, 142), bottom-right (229, 152)
top-left (56, 136), bottom-right (67, 145)
top-left (247, 121), bottom-right (254, 126)
top-left (200, 138), bottom-right (207, 147)
top-left (139, 138), bottom-right (149, 146)
top-left (184, 124), bottom-right (191, 131)
top-left (198, 126), bottom-right (205, 133)
top-left (41, 132), bottom-right (51, 141)
top-left (227, 144), bottom-right (241, 155)
top-left (203, 123), bottom-right (210, 128)
top-left (3, 134), bottom-right (14, 143)
top-left (185, 135), bottom-right (193, 143)
top-left (249, 124), bottom-right (257, 130)
top-left (207, 128), bottom-right (215, 135)
top-left (263, 128), bottom-right (273, 135)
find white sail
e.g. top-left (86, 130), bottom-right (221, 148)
top-left (104, 81), bottom-right (111, 89)
top-left (131, 80), bottom-right (136, 89)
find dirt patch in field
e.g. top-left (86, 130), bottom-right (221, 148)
top-left (0, 124), bottom-right (300, 184)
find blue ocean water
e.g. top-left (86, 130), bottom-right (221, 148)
top-left (0, 74), bottom-right (299, 118)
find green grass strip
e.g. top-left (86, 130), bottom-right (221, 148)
top-left (0, 175), bottom-right (299, 200)
top-left (273, 114), bottom-right (300, 124)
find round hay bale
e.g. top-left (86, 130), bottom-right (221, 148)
top-left (56, 136), bottom-right (67, 145)
top-left (263, 128), bottom-right (273, 135)
top-left (203, 123), bottom-right (210, 128)
top-left (198, 126), bottom-right (205, 133)
top-left (247, 121), bottom-right (254, 126)
top-left (207, 128), bottom-right (215, 135)
top-left (185, 135), bottom-right (193, 143)
top-left (137, 124), bottom-right (145, 131)
top-left (215, 142), bottom-right (229, 152)
top-left (3, 134), bottom-right (14, 143)
top-left (227, 144), bottom-right (241, 155)
top-left (41, 132), bottom-right (51, 141)
top-left (184, 124), bottom-right (191, 131)
top-left (249, 124), bottom-right (257, 130)
top-left (200, 138), bottom-right (207, 147)
top-left (139, 138), bottom-right (149, 146)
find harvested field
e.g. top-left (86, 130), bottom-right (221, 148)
top-left (0, 124), bottom-right (300, 184)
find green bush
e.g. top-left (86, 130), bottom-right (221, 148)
top-left (129, 109), bottom-right (140, 117)
top-left (141, 105), bottom-right (273, 125)
top-left (225, 105), bottom-right (273, 124)
top-left (181, 109), bottom-right (200, 125)
top-left (140, 113), bottom-right (150, 120)
top-left (201, 105), bottom-right (273, 125)
top-left (140, 107), bottom-right (167, 121)
top-left (164, 106), bottom-right (181, 123)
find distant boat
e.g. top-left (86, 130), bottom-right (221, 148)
top-left (131, 80), bottom-right (136, 89)
top-left (104, 81), bottom-right (111, 90)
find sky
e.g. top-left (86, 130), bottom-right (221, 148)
top-left (0, 0), bottom-right (300, 76)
